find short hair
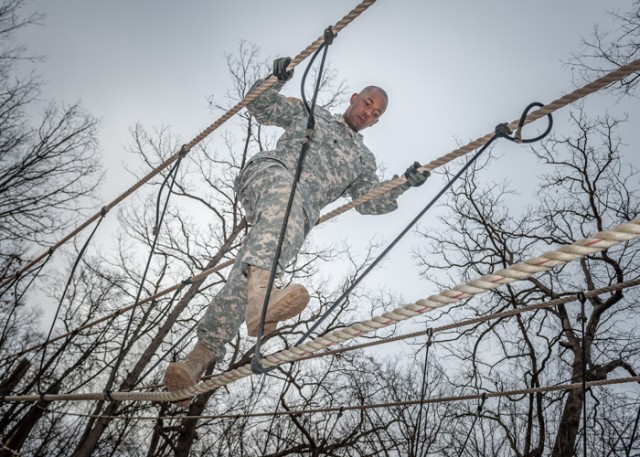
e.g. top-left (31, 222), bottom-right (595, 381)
top-left (361, 86), bottom-right (388, 106)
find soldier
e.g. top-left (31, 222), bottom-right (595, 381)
top-left (163, 57), bottom-right (430, 394)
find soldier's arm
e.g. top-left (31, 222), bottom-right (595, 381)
top-left (246, 78), bottom-right (305, 128)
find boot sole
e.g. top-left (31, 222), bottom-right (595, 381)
top-left (164, 363), bottom-right (198, 390)
top-left (163, 363), bottom-right (197, 408)
top-left (246, 286), bottom-right (309, 337)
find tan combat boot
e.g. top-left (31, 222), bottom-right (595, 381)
top-left (245, 266), bottom-right (309, 337)
top-left (163, 340), bottom-right (215, 393)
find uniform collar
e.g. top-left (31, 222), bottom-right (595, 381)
top-left (333, 113), bottom-right (363, 141)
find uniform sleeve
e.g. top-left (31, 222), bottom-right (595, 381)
top-left (346, 167), bottom-right (411, 216)
top-left (246, 78), bottom-right (305, 128)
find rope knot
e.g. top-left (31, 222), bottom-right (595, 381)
top-left (179, 144), bottom-right (191, 157)
top-left (426, 327), bottom-right (434, 347)
top-left (477, 393), bottom-right (488, 413)
top-left (323, 26), bottom-right (335, 45)
top-left (577, 292), bottom-right (588, 322)
top-left (494, 123), bottom-right (512, 139)
top-left (305, 127), bottom-right (315, 139)
top-left (513, 101), bottom-right (553, 144)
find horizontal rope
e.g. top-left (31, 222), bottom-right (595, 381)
top-left (113, 275), bottom-right (640, 394)
top-left (4, 217), bottom-right (639, 403)
top-left (0, 0), bottom-right (378, 290)
top-left (36, 376), bottom-right (640, 422)
top-left (297, 276), bottom-right (640, 362)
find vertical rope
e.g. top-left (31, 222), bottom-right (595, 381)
top-left (625, 397), bottom-right (640, 457)
top-left (413, 328), bottom-right (433, 456)
top-left (251, 26), bottom-right (335, 374)
top-left (577, 292), bottom-right (588, 457)
top-left (103, 149), bottom-right (188, 396)
top-left (457, 394), bottom-right (487, 456)
top-left (36, 210), bottom-right (107, 396)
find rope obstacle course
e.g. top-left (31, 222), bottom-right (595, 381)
top-left (1, 4), bottom-right (640, 451)
top-left (5, 56), bottom-right (640, 369)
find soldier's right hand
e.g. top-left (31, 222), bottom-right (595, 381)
top-left (404, 162), bottom-right (430, 187)
top-left (273, 57), bottom-right (294, 81)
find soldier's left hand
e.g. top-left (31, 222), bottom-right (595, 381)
top-left (404, 161), bottom-right (430, 187)
top-left (273, 57), bottom-right (294, 81)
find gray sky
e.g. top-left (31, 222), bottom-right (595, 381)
top-left (18, 1), bottom-right (640, 326)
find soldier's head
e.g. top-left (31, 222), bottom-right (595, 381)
top-left (343, 86), bottom-right (388, 132)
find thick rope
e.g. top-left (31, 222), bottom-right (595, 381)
top-left (0, 0), bottom-right (378, 290)
top-left (34, 375), bottom-right (640, 421)
top-left (48, 274), bottom-right (640, 396)
top-left (4, 217), bottom-right (639, 403)
top-left (296, 276), bottom-right (640, 362)
top-left (317, 58), bottom-right (640, 224)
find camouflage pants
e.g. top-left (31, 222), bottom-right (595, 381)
top-left (196, 160), bottom-right (309, 359)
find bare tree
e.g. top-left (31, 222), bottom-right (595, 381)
top-left (413, 109), bottom-right (640, 456)
top-left (0, 0), bottom-right (102, 363)
top-left (0, 1), bottom-right (102, 453)
top-left (569, 0), bottom-right (640, 94)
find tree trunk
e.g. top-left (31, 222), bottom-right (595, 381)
top-left (551, 382), bottom-right (583, 457)
top-left (0, 358), bottom-right (30, 396)
top-left (174, 387), bottom-right (218, 456)
top-left (0, 384), bottom-right (60, 456)
top-left (0, 358), bottom-right (31, 433)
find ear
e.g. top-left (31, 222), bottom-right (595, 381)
top-left (349, 93), bottom-right (359, 104)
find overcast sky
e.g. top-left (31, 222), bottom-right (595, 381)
top-left (17, 1), bottom-right (640, 327)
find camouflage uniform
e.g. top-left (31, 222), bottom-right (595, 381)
top-left (197, 79), bottom-right (411, 359)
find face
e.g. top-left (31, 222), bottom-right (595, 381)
top-left (343, 88), bottom-right (387, 132)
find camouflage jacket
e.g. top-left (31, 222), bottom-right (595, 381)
top-left (243, 78), bottom-right (410, 226)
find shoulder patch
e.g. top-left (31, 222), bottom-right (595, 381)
top-left (287, 96), bottom-right (302, 103)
